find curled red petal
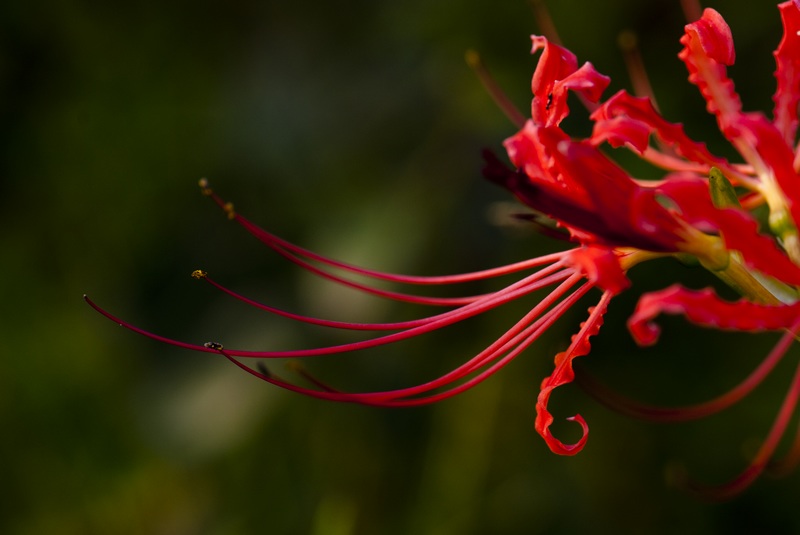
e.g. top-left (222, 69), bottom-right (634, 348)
top-left (530, 35), bottom-right (577, 126)
top-left (567, 62), bottom-right (609, 104)
top-left (591, 112), bottom-right (652, 153)
top-left (679, 8), bottom-right (743, 137)
top-left (627, 284), bottom-right (800, 346)
top-left (529, 35), bottom-right (610, 126)
top-left (684, 8), bottom-right (735, 65)
top-left (590, 90), bottom-right (736, 173)
top-left (773, 0), bottom-right (800, 144)
top-left (535, 292), bottom-right (612, 455)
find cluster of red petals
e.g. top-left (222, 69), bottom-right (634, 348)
top-left (485, 0), bottom-right (800, 497)
top-left (677, 1), bottom-right (800, 216)
top-left (498, 37), bottom-right (689, 253)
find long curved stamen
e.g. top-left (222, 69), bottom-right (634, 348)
top-left (197, 262), bottom-right (571, 331)
top-left (618, 31), bottom-right (659, 109)
top-left (768, 421), bottom-right (800, 477)
top-left (635, 148), bottom-right (755, 191)
top-left (332, 276), bottom-right (592, 405)
top-left (529, 0), bottom-right (563, 46)
top-left (614, 30), bottom-right (682, 168)
top-left (201, 179), bottom-right (564, 286)
top-left (680, 0), bottom-right (703, 23)
top-left (247, 238), bottom-right (491, 307)
top-left (215, 275), bottom-right (592, 406)
top-left (576, 319), bottom-right (800, 422)
top-left (83, 265), bottom-right (580, 359)
top-left (200, 180), bottom-right (573, 308)
top-left (465, 50), bottom-right (527, 128)
top-left (240, 214), bottom-right (563, 287)
top-left (683, 355), bottom-right (800, 501)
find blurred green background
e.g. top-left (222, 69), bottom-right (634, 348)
top-left (3, 0), bottom-right (800, 533)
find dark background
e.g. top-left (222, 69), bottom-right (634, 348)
top-left (3, 0), bottom-right (799, 533)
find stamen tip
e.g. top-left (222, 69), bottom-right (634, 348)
top-left (203, 341), bottom-right (224, 350)
top-left (224, 202), bottom-right (236, 220)
top-left (465, 49), bottom-right (480, 68)
top-left (199, 178), bottom-right (212, 196)
top-left (285, 360), bottom-right (303, 373)
top-left (617, 30), bottom-right (637, 52)
top-left (191, 269), bottom-right (208, 280)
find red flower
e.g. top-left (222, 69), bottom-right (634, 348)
top-left (564, 1), bottom-right (800, 499)
top-left (86, 0), bottom-right (800, 499)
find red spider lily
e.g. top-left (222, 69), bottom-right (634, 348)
top-left (86, 0), bottom-right (800, 499)
top-left (576, 1), bottom-right (800, 499)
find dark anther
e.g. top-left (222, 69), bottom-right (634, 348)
top-left (256, 362), bottom-right (272, 378)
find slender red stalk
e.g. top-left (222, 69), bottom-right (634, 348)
top-left (201, 181), bottom-right (561, 286)
top-left (213, 276), bottom-right (594, 406)
top-left (577, 320), bottom-right (800, 422)
top-left (197, 262), bottom-right (571, 331)
top-left (680, 0), bottom-right (704, 23)
top-left (465, 50), bottom-right (527, 128)
top-left (84, 265), bottom-right (581, 360)
top-left (684, 355), bottom-right (800, 500)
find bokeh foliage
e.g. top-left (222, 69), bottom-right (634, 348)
top-left (2, 0), bottom-right (799, 533)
